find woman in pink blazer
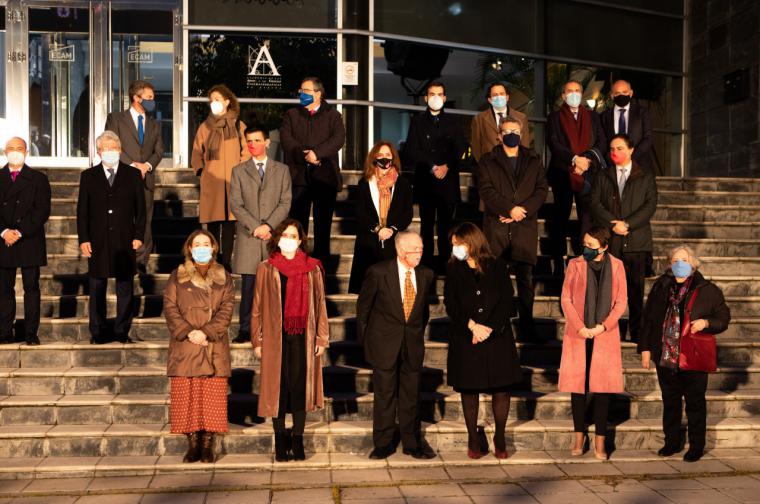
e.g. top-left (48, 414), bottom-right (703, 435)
top-left (558, 226), bottom-right (627, 460)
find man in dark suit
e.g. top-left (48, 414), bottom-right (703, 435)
top-left (599, 80), bottom-right (654, 173)
top-left (280, 76), bottom-right (346, 260)
top-left (404, 81), bottom-right (467, 269)
top-left (546, 80), bottom-right (606, 277)
top-left (0, 137), bottom-right (51, 345)
top-left (105, 80), bottom-right (163, 271)
top-left (477, 117), bottom-right (548, 341)
top-left (356, 231), bottom-right (436, 460)
top-left (77, 131), bottom-right (146, 344)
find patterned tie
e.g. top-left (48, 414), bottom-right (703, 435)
top-left (107, 168), bottom-right (115, 187)
top-left (10, 170), bottom-right (19, 183)
top-left (403, 270), bottom-right (415, 321)
top-left (618, 108), bottom-right (627, 134)
top-left (257, 162), bottom-right (265, 180)
top-left (138, 115), bottom-right (145, 146)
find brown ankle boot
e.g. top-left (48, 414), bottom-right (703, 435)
top-left (200, 431), bottom-right (216, 463)
top-left (183, 432), bottom-right (201, 463)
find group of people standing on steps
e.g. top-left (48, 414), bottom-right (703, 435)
top-left (0, 75), bottom-right (732, 465)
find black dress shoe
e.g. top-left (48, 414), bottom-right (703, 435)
top-left (657, 445), bottom-right (681, 457)
top-left (0, 335), bottom-right (13, 345)
top-left (116, 334), bottom-right (134, 344)
top-left (683, 449), bottom-right (704, 462)
top-left (24, 334), bottom-right (40, 346)
top-left (369, 445), bottom-right (395, 459)
top-left (403, 445), bottom-right (436, 459)
top-left (232, 333), bottom-right (250, 343)
top-left (90, 335), bottom-right (105, 345)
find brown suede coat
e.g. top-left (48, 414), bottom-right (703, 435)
top-left (164, 260), bottom-right (235, 377)
top-left (251, 260), bottom-right (330, 418)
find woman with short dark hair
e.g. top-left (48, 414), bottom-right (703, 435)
top-left (444, 222), bottom-right (522, 459)
top-left (252, 218), bottom-right (330, 461)
top-left (558, 226), bottom-right (627, 460)
top-left (164, 229), bottom-right (235, 463)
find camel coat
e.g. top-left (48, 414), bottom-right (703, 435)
top-left (191, 119), bottom-right (251, 223)
top-left (558, 256), bottom-right (627, 394)
top-left (251, 260), bottom-right (330, 418)
top-left (164, 260), bottom-right (235, 377)
top-left (470, 107), bottom-right (531, 162)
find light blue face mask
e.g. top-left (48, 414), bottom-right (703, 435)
top-left (490, 95), bottom-right (507, 110)
top-left (671, 259), bottom-right (693, 278)
top-left (565, 92), bottom-right (582, 108)
top-left (191, 246), bottom-right (213, 264)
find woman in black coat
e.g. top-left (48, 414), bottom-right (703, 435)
top-left (444, 222), bottom-right (522, 460)
top-left (638, 244), bottom-right (730, 463)
top-left (348, 141), bottom-right (413, 293)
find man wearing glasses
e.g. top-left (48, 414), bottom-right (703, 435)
top-left (279, 77), bottom-right (346, 261)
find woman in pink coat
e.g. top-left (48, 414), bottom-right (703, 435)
top-left (558, 226), bottom-right (627, 460)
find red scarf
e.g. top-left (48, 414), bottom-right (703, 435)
top-left (269, 250), bottom-right (323, 335)
top-left (558, 103), bottom-right (592, 193)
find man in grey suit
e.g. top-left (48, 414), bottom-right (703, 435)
top-left (230, 125), bottom-right (292, 343)
top-left (104, 80), bottom-right (164, 271)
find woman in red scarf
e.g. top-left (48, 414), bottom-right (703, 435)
top-left (251, 219), bottom-right (330, 462)
top-left (348, 141), bottom-right (413, 293)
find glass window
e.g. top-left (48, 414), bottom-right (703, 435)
top-left (374, 0), bottom-right (537, 53)
top-left (0, 7), bottom-right (6, 122)
top-left (188, 0), bottom-right (337, 29)
top-left (189, 32), bottom-right (337, 100)
top-left (602, 0), bottom-right (683, 15)
top-left (112, 9), bottom-right (174, 159)
top-left (28, 7), bottom-right (90, 157)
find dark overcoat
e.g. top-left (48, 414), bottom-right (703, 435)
top-left (0, 165), bottom-right (50, 268)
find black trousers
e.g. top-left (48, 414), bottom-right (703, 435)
top-left (0, 266), bottom-right (40, 339)
top-left (238, 274), bottom-right (256, 338)
top-left (135, 185), bottom-right (154, 266)
top-left (372, 339), bottom-right (421, 451)
top-left (656, 364), bottom-right (708, 452)
top-left (547, 178), bottom-right (591, 261)
top-left (290, 181), bottom-right (337, 260)
top-left (622, 251), bottom-right (647, 341)
top-left (571, 338), bottom-right (610, 436)
top-left (419, 197), bottom-right (455, 268)
top-left (207, 221), bottom-right (236, 270)
top-left (501, 250), bottom-right (535, 334)
top-left (88, 277), bottom-right (134, 338)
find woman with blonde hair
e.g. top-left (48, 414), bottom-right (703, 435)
top-left (164, 229), bottom-right (235, 463)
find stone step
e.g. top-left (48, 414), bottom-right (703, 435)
top-left (1, 363), bottom-right (759, 399)
top-left (40, 233), bottom-right (760, 258)
top-left (2, 388), bottom-right (760, 427)
top-left (37, 167), bottom-right (199, 185)
top-left (1, 416), bottom-right (758, 458)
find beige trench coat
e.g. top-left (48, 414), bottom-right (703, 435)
top-left (251, 260), bottom-right (330, 418)
top-left (191, 119), bottom-right (251, 223)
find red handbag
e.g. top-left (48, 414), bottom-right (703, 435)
top-left (678, 288), bottom-right (717, 373)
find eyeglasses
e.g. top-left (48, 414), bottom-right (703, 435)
top-left (299, 88), bottom-right (316, 94)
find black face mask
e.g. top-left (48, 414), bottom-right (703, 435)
top-left (502, 133), bottom-right (521, 148)
top-left (374, 158), bottom-right (393, 169)
top-left (613, 94), bottom-right (632, 107)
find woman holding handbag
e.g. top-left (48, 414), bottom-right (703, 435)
top-left (164, 230), bottom-right (235, 463)
top-left (638, 245), bottom-right (731, 462)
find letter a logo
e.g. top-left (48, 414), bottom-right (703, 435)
top-left (248, 41), bottom-right (280, 76)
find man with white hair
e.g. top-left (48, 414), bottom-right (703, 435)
top-left (77, 131), bottom-right (146, 344)
top-left (0, 137), bottom-right (51, 345)
top-left (356, 230), bottom-right (436, 460)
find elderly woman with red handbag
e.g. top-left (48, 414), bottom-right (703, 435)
top-left (638, 244), bottom-right (731, 462)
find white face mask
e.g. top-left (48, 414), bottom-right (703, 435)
top-left (452, 244), bottom-right (468, 261)
top-left (564, 92), bottom-right (582, 108)
top-left (278, 237), bottom-right (299, 254)
top-left (6, 151), bottom-right (25, 167)
top-left (210, 100), bottom-right (225, 116)
top-left (101, 150), bottom-right (120, 167)
top-left (427, 95), bottom-right (444, 111)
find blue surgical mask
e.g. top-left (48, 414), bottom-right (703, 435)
top-left (299, 92), bottom-right (315, 107)
top-left (671, 259), bottom-right (693, 278)
top-left (490, 95), bottom-right (507, 110)
top-left (141, 99), bottom-right (156, 113)
top-left (452, 245), bottom-right (468, 261)
top-left (191, 246), bottom-right (213, 264)
top-left (565, 92), bottom-right (582, 108)
top-left (582, 246), bottom-right (602, 262)
top-left (101, 151), bottom-right (121, 167)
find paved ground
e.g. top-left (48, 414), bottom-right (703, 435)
top-left (5, 450), bottom-right (760, 503)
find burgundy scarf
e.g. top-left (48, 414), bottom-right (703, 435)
top-left (269, 250), bottom-right (323, 335)
top-left (558, 103), bottom-right (592, 192)
top-left (660, 276), bottom-right (694, 369)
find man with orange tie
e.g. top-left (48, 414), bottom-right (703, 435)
top-left (356, 231), bottom-right (435, 460)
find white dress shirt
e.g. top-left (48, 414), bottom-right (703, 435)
top-left (613, 104), bottom-right (631, 134)
top-left (103, 163), bottom-right (119, 178)
top-left (492, 107), bottom-right (508, 129)
top-left (253, 156), bottom-right (268, 176)
top-left (129, 106), bottom-right (152, 171)
top-left (397, 259), bottom-right (417, 304)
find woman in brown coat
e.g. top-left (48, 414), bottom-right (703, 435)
top-left (191, 84), bottom-right (250, 269)
top-left (252, 218), bottom-right (329, 462)
top-left (164, 229), bottom-right (235, 463)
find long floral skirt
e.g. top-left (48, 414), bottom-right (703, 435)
top-left (170, 376), bottom-right (229, 433)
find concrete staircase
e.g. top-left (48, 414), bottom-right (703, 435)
top-left (2, 167), bottom-right (760, 470)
